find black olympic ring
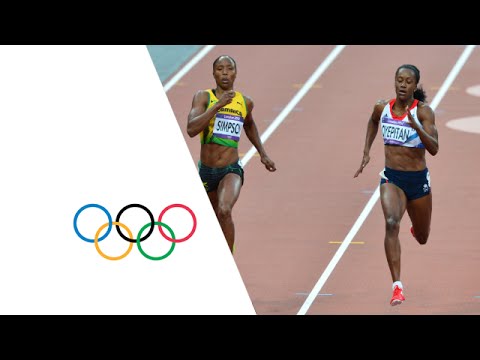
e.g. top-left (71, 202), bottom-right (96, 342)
top-left (115, 204), bottom-right (154, 243)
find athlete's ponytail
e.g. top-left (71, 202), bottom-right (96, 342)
top-left (414, 86), bottom-right (427, 102)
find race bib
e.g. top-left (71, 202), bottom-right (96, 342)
top-left (213, 113), bottom-right (244, 141)
top-left (381, 118), bottom-right (416, 146)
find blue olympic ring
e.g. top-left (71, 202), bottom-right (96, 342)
top-left (73, 203), bottom-right (113, 243)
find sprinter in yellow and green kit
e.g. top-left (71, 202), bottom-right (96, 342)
top-left (187, 55), bottom-right (276, 254)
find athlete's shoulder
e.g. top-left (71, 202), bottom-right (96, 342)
top-left (194, 89), bottom-right (211, 99)
top-left (416, 101), bottom-right (435, 119)
top-left (191, 89), bottom-right (210, 107)
top-left (241, 93), bottom-right (252, 103)
top-left (193, 89), bottom-right (210, 97)
top-left (375, 99), bottom-right (390, 107)
top-left (373, 99), bottom-right (389, 112)
top-left (239, 93), bottom-right (253, 111)
top-left (416, 100), bottom-right (432, 110)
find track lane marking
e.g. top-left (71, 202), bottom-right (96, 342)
top-left (164, 45), bottom-right (216, 92)
top-left (241, 45), bottom-right (347, 166)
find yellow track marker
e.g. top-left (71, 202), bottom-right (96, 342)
top-left (293, 83), bottom-right (322, 89)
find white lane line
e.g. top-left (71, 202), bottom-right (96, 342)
top-left (296, 293), bottom-right (333, 296)
top-left (297, 44), bottom-right (477, 316)
top-left (241, 45), bottom-right (347, 166)
top-left (163, 45), bottom-right (216, 92)
top-left (429, 45), bottom-right (476, 110)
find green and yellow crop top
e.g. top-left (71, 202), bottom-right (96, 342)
top-left (200, 89), bottom-right (248, 148)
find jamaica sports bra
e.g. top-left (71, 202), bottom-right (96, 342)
top-left (200, 89), bottom-right (248, 149)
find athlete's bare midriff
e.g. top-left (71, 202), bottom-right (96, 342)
top-left (200, 143), bottom-right (239, 168)
top-left (385, 145), bottom-right (426, 171)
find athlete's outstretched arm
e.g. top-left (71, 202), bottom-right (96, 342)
top-left (354, 100), bottom-right (386, 178)
top-left (243, 96), bottom-right (276, 172)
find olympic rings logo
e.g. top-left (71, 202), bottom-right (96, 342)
top-left (73, 203), bottom-right (197, 261)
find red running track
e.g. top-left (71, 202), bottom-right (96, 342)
top-left (165, 45), bottom-right (480, 315)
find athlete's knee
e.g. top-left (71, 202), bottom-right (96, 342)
top-left (385, 216), bottom-right (401, 233)
top-left (415, 228), bottom-right (430, 245)
top-left (217, 203), bottom-right (233, 222)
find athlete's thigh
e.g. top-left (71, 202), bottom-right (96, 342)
top-left (406, 193), bottom-right (432, 229)
top-left (207, 190), bottom-right (219, 213)
top-left (380, 183), bottom-right (408, 220)
top-left (217, 173), bottom-right (242, 207)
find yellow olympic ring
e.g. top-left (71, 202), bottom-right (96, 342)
top-left (94, 221), bottom-right (134, 260)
